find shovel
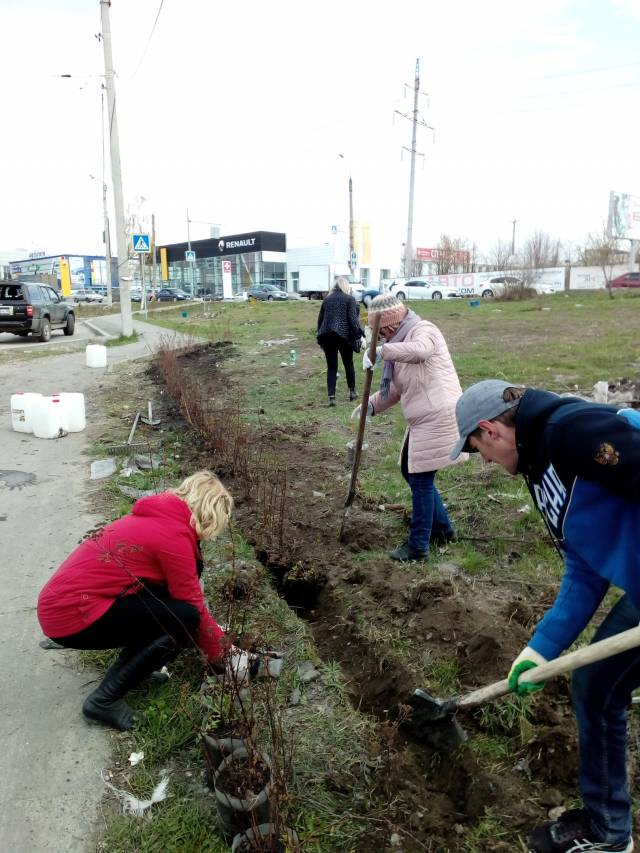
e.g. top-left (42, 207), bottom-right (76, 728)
top-left (404, 623), bottom-right (640, 751)
top-left (338, 312), bottom-right (381, 542)
top-left (140, 401), bottom-right (161, 428)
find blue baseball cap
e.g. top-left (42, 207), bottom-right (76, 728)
top-left (450, 380), bottom-right (522, 459)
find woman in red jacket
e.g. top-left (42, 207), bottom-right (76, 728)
top-left (38, 470), bottom-right (232, 731)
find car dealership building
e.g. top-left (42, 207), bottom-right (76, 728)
top-left (158, 230), bottom-right (286, 297)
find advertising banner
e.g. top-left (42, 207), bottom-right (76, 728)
top-left (608, 191), bottom-right (640, 241)
top-left (416, 247), bottom-right (470, 264)
top-left (59, 257), bottom-right (72, 297)
top-left (222, 259), bottom-right (233, 299)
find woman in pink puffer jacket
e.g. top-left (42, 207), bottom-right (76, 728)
top-left (353, 293), bottom-right (466, 561)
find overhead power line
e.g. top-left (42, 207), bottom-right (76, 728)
top-left (130, 0), bottom-right (166, 80)
top-left (538, 60), bottom-right (640, 79)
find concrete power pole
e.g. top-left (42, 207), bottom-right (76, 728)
top-left (151, 213), bottom-right (158, 290)
top-left (102, 180), bottom-right (113, 305)
top-left (511, 219), bottom-right (519, 257)
top-left (395, 60), bottom-right (432, 279)
top-left (348, 175), bottom-right (355, 276)
top-left (405, 60), bottom-right (420, 280)
top-left (100, 0), bottom-right (133, 336)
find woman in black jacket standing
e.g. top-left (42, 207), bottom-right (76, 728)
top-left (316, 278), bottom-right (364, 406)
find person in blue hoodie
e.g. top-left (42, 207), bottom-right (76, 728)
top-left (450, 379), bottom-right (640, 853)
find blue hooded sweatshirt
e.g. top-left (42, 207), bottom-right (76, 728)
top-left (513, 390), bottom-right (640, 660)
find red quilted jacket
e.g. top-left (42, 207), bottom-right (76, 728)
top-left (37, 492), bottom-right (225, 661)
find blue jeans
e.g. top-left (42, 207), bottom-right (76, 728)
top-left (572, 594), bottom-right (640, 843)
top-left (401, 441), bottom-right (453, 551)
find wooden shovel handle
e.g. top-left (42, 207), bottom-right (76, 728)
top-left (344, 312), bottom-right (381, 508)
top-left (458, 624), bottom-right (640, 709)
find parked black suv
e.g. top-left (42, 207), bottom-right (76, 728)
top-left (0, 281), bottom-right (75, 342)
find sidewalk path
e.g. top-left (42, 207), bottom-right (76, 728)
top-left (0, 316), bottom-right (193, 851)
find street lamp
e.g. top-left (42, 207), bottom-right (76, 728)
top-left (187, 211), bottom-right (221, 297)
top-left (89, 173), bottom-right (113, 305)
top-left (338, 154), bottom-right (355, 277)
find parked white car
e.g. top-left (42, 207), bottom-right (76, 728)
top-left (71, 289), bottom-right (103, 303)
top-left (390, 279), bottom-right (459, 301)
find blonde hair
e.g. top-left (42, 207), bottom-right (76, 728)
top-left (173, 470), bottom-right (233, 541)
top-left (335, 277), bottom-right (352, 295)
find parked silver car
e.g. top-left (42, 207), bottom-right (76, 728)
top-left (72, 289), bottom-right (104, 303)
top-left (247, 284), bottom-right (288, 301)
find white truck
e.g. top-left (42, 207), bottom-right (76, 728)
top-left (298, 264), bottom-right (360, 300)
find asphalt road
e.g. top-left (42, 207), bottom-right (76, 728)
top-left (0, 316), bottom-right (192, 851)
top-left (0, 320), bottom-right (95, 349)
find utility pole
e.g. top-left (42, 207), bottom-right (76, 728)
top-left (405, 60), bottom-right (420, 280)
top-left (511, 219), bottom-right (519, 257)
top-left (348, 174), bottom-right (355, 277)
top-left (98, 88), bottom-right (113, 306)
top-left (338, 154), bottom-right (356, 277)
top-left (151, 213), bottom-right (158, 291)
top-left (100, 0), bottom-right (133, 336)
top-left (102, 180), bottom-right (113, 305)
top-left (395, 60), bottom-right (433, 279)
top-left (186, 208), bottom-right (195, 295)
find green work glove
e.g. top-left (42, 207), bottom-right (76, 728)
top-left (508, 646), bottom-right (547, 696)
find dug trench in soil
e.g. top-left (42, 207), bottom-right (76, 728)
top-left (153, 341), bottom-right (637, 851)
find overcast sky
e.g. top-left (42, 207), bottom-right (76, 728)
top-left (1, 0), bottom-right (640, 266)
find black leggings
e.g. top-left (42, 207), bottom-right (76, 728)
top-left (52, 585), bottom-right (200, 653)
top-left (319, 333), bottom-right (356, 396)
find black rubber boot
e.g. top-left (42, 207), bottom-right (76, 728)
top-left (349, 389), bottom-right (359, 401)
top-left (430, 529), bottom-right (457, 546)
top-left (82, 636), bottom-right (179, 731)
top-left (389, 541), bottom-right (428, 562)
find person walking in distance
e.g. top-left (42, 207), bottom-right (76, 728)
top-left (450, 379), bottom-right (640, 853)
top-left (316, 277), bottom-right (364, 407)
top-left (37, 471), bottom-right (243, 731)
top-left (352, 293), bottom-right (466, 561)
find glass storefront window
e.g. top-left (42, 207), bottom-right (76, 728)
top-left (164, 252), bottom-right (286, 297)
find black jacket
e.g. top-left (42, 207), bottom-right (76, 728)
top-left (316, 288), bottom-right (362, 349)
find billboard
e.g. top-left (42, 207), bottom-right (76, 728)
top-left (608, 191), bottom-right (640, 241)
top-left (416, 247), bottom-right (470, 264)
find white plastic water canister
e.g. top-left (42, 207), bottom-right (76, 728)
top-left (32, 396), bottom-right (67, 439)
top-left (86, 344), bottom-right (107, 368)
top-left (10, 392), bottom-right (43, 433)
top-left (59, 392), bottom-right (86, 432)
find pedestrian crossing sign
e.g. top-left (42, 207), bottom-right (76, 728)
top-left (132, 234), bottom-right (151, 253)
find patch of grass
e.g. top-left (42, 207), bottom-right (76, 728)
top-left (460, 809), bottom-right (526, 852)
top-left (428, 655), bottom-right (462, 695)
top-left (476, 694), bottom-right (535, 742)
top-left (98, 777), bottom-right (228, 853)
top-left (106, 331), bottom-right (140, 347)
top-left (468, 733), bottom-right (512, 760)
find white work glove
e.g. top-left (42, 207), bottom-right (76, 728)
top-left (226, 646), bottom-right (250, 687)
top-left (351, 402), bottom-right (374, 421)
top-left (362, 345), bottom-right (383, 371)
top-left (508, 645), bottom-right (547, 696)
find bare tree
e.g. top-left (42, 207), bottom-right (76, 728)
top-left (433, 234), bottom-right (470, 274)
top-left (521, 231), bottom-right (561, 269)
top-left (487, 239), bottom-right (514, 272)
top-left (579, 225), bottom-right (621, 299)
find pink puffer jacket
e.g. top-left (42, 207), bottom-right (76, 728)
top-left (369, 319), bottom-right (467, 473)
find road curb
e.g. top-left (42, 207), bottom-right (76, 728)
top-left (82, 319), bottom-right (116, 340)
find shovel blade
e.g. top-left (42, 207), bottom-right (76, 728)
top-left (402, 688), bottom-right (469, 751)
